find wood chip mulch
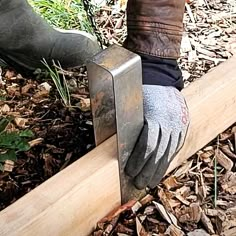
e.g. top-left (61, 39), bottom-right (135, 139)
top-left (0, 67), bottom-right (95, 211)
top-left (95, 0), bottom-right (236, 85)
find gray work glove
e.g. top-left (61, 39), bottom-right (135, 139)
top-left (125, 85), bottom-right (190, 189)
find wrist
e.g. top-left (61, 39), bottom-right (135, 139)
top-left (140, 54), bottom-right (184, 91)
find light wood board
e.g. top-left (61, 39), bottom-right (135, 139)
top-left (168, 56), bottom-right (236, 173)
top-left (0, 136), bottom-right (120, 236)
top-left (1, 56), bottom-right (236, 236)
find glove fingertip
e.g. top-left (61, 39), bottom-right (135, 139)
top-left (124, 122), bottom-right (149, 177)
top-left (133, 176), bottom-right (147, 190)
top-left (148, 175), bottom-right (162, 189)
top-left (124, 163), bottom-right (136, 178)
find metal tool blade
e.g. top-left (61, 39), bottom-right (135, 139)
top-left (87, 44), bottom-right (145, 203)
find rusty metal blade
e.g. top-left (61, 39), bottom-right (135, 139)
top-left (87, 44), bottom-right (145, 203)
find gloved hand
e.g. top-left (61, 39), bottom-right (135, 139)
top-left (125, 85), bottom-right (189, 189)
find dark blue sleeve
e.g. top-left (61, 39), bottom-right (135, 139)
top-left (140, 54), bottom-right (184, 91)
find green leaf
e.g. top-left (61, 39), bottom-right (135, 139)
top-left (15, 140), bottom-right (31, 152)
top-left (19, 130), bottom-right (34, 138)
top-left (0, 131), bottom-right (32, 151)
top-left (0, 131), bottom-right (19, 149)
top-left (0, 96), bottom-right (6, 101)
top-left (0, 117), bottom-right (11, 133)
top-left (0, 150), bottom-right (16, 162)
top-left (42, 59), bottom-right (71, 107)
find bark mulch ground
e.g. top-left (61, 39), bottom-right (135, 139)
top-left (0, 66), bottom-right (95, 210)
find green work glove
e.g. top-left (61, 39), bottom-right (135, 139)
top-left (125, 85), bottom-right (190, 189)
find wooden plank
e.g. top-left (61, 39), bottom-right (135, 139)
top-left (168, 56), bottom-right (236, 173)
top-left (0, 136), bottom-right (120, 236)
top-left (1, 56), bottom-right (236, 235)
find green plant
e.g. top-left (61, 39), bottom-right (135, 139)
top-left (42, 59), bottom-right (71, 107)
top-left (0, 117), bottom-right (34, 171)
top-left (0, 90), bottom-right (6, 101)
top-left (29, 0), bottom-right (94, 33)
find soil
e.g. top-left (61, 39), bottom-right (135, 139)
top-left (0, 66), bottom-right (95, 210)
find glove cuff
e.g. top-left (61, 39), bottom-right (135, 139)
top-left (141, 55), bottom-right (184, 91)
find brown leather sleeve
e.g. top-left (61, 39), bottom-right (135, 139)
top-left (124, 0), bottom-right (185, 59)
